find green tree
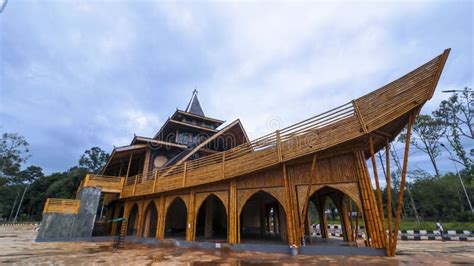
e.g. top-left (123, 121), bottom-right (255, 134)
top-left (78, 147), bottom-right (109, 174)
top-left (399, 115), bottom-right (444, 177)
top-left (17, 165), bottom-right (44, 184)
top-left (0, 133), bottom-right (30, 183)
top-left (433, 87), bottom-right (473, 169)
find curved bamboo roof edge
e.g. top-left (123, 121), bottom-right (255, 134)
top-left (118, 48), bottom-right (450, 197)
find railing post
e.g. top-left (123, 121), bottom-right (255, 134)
top-left (83, 174), bottom-right (89, 187)
top-left (276, 130), bottom-right (283, 162)
top-left (222, 151), bottom-right (226, 179)
top-left (153, 169), bottom-right (158, 193)
top-left (182, 162), bottom-right (187, 187)
top-left (133, 175), bottom-right (138, 196)
top-left (43, 198), bottom-right (50, 214)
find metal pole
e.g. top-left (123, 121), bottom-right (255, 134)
top-left (441, 144), bottom-right (473, 213)
top-left (9, 190), bottom-right (20, 221)
top-left (14, 185), bottom-right (28, 222)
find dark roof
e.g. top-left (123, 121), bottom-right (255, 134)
top-left (185, 90), bottom-right (205, 116)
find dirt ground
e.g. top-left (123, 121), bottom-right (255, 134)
top-left (1, 226), bottom-right (473, 265)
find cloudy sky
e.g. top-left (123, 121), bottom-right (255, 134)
top-left (0, 0), bottom-right (472, 178)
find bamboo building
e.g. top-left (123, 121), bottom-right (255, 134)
top-left (37, 49), bottom-right (451, 256)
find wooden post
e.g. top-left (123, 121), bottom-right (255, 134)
top-left (228, 179), bottom-right (238, 244)
top-left (368, 134), bottom-right (388, 252)
top-left (392, 112), bottom-right (415, 256)
top-left (385, 137), bottom-right (394, 256)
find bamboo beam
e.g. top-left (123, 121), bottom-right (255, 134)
top-left (368, 134), bottom-right (388, 252)
top-left (126, 153), bottom-right (134, 178)
top-left (352, 99), bottom-right (368, 133)
top-left (391, 112), bottom-right (415, 255)
top-left (385, 137), bottom-right (394, 256)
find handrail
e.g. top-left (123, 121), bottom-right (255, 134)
top-left (43, 198), bottom-right (80, 214)
top-left (119, 100), bottom-right (356, 197)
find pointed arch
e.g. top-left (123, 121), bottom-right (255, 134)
top-left (164, 197), bottom-right (188, 239)
top-left (195, 194), bottom-right (228, 242)
top-left (127, 203), bottom-right (139, 236)
top-left (239, 190), bottom-right (288, 243)
top-left (141, 201), bottom-right (158, 238)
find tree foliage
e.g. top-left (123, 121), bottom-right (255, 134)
top-left (78, 147), bottom-right (109, 174)
top-left (433, 87), bottom-right (473, 168)
top-left (399, 115), bottom-right (444, 176)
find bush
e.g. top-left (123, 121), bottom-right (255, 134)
top-left (456, 211), bottom-right (474, 222)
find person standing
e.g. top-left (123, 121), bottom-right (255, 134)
top-left (436, 220), bottom-right (445, 241)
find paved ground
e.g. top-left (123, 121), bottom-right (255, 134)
top-left (1, 226), bottom-right (473, 265)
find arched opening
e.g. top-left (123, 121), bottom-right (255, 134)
top-left (303, 186), bottom-right (359, 246)
top-left (127, 204), bottom-right (139, 236)
top-left (165, 197), bottom-right (187, 239)
top-left (195, 194), bottom-right (227, 242)
top-left (142, 202), bottom-right (158, 238)
top-left (240, 191), bottom-right (288, 243)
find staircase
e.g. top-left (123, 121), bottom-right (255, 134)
top-left (113, 219), bottom-right (128, 249)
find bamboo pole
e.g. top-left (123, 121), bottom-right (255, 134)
top-left (183, 162), bottom-right (187, 187)
top-left (355, 206), bottom-right (360, 247)
top-left (369, 134), bottom-right (388, 252)
top-left (282, 163), bottom-right (296, 246)
top-left (348, 199), bottom-right (354, 242)
top-left (391, 112), bottom-right (415, 255)
top-left (299, 154), bottom-right (317, 245)
top-left (385, 137), bottom-right (394, 256)
top-left (276, 130), bottom-right (283, 162)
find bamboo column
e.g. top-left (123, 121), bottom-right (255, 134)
top-left (282, 163), bottom-right (297, 246)
top-left (136, 200), bottom-right (146, 239)
top-left (391, 112), bottom-right (415, 256)
top-left (385, 137), bottom-right (394, 256)
top-left (186, 189), bottom-right (196, 241)
top-left (368, 134), bottom-right (388, 253)
top-left (228, 179), bottom-right (238, 244)
top-left (299, 154), bottom-right (317, 245)
top-left (156, 195), bottom-right (166, 239)
top-left (355, 151), bottom-right (383, 248)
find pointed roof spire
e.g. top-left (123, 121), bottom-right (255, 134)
top-left (185, 89), bottom-right (205, 116)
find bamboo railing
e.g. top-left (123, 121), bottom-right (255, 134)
top-left (81, 174), bottom-right (124, 193)
top-left (118, 49), bottom-right (448, 198)
top-left (43, 198), bottom-right (81, 214)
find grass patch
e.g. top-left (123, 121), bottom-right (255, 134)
top-left (319, 218), bottom-right (474, 231)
